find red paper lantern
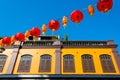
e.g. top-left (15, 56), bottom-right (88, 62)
top-left (70, 10), bottom-right (84, 23)
top-left (48, 20), bottom-right (60, 31)
top-left (2, 37), bottom-right (11, 45)
top-left (15, 33), bottom-right (25, 42)
top-left (30, 27), bottom-right (40, 37)
top-left (97, 0), bottom-right (113, 12)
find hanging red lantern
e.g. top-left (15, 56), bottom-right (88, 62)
top-left (97, 0), bottom-right (113, 12)
top-left (70, 10), bottom-right (84, 23)
top-left (2, 37), bottom-right (11, 45)
top-left (62, 16), bottom-right (68, 27)
top-left (15, 33), bottom-right (25, 42)
top-left (48, 20), bottom-right (60, 31)
top-left (88, 5), bottom-right (94, 16)
top-left (42, 24), bottom-right (47, 34)
top-left (30, 27), bottom-right (40, 37)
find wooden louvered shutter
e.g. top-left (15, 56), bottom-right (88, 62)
top-left (39, 55), bottom-right (51, 72)
top-left (25, 59), bottom-right (31, 72)
top-left (82, 55), bottom-right (95, 72)
top-left (18, 55), bottom-right (32, 72)
top-left (0, 55), bottom-right (7, 72)
top-left (63, 55), bottom-right (75, 72)
top-left (100, 55), bottom-right (116, 72)
top-left (107, 59), bottom-right (116, 72)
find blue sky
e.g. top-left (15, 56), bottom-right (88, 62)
top-left (0, 0), bottom-right (120, 52)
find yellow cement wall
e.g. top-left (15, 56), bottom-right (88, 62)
top-left (1, 48), bottom-right (120, 74)
top-left (13, 49), bottom-right (56, 74)
top-left (61, 48), bottom-right (119, 74)
top-left (0, 49), bottom-right (13, 74)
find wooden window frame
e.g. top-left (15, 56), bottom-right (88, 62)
top-left (17, 55), bottom-right (32, 72)
top-left (39, 54), bottom-right (51, 72)
top-left (63, 54), bottom-right (75, 72)
top-left (100, 54), bottom-right (116, 73)
top-left (82, 54), bottom-right (95, 72)
top-left (0, 55), bottom-right (7, 72)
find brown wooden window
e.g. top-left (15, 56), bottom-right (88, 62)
top-left (39, 54), bottom-right (51, 72)
top-left (0, 55), bottom-right (7, 72)
top-left (17, 55), bottom-right (32, 72)
top-left (63, 54), bottom-right (75, 72)
top-left (100, 54), bottom-right (116, 72)
top-left (82, 54), bottom-right (95, 72)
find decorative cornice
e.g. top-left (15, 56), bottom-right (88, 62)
top-left (2, 45), bottom-right (118, 49)
top-left (62, 45), bottom-right (118, 48)
top-left (1, 40), bottom-right (118, 49)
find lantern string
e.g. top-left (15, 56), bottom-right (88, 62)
top-left (40, 2), bottom-right (97, 36)
top-left (0, 2), bottom-right (97, 40)
top-left (41, 3), bottom-right (97, 30)
top-left (0, 0), bottom-right (114, 47)
top-left (0, 1), bottom-right (98, 43)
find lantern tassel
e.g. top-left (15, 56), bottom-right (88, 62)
top-left (52, 29), bottom-right (55, 36)
top-left (52, 31), bottom-right (54, 36)
top-left (63, 26), bottom-right (66, 29)
top-left (42, 32), bottom-right (46, 35)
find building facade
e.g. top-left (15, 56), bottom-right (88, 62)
top-left (0, 36), bottom-right (120, 79)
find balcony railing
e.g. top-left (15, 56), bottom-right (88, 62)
top-left (23, 40), bottom-right (107, 47)
top-left (23, 41), bottom-right (54, 46)
top-left (62, 41), bottom-right (107, 46)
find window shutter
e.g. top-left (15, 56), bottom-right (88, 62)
top-left (100, 55), bottom-right (116, 72)
top-left (63, 55), bottom-right (75, 72)
top-left (39, 55), bottom-right (51, 72)
top-left (0, 55), bottom-right (7, 72)
top-left (18, 55), bottom-right (32, 72)
top-left (82, 55), bottom-right (95, 72)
